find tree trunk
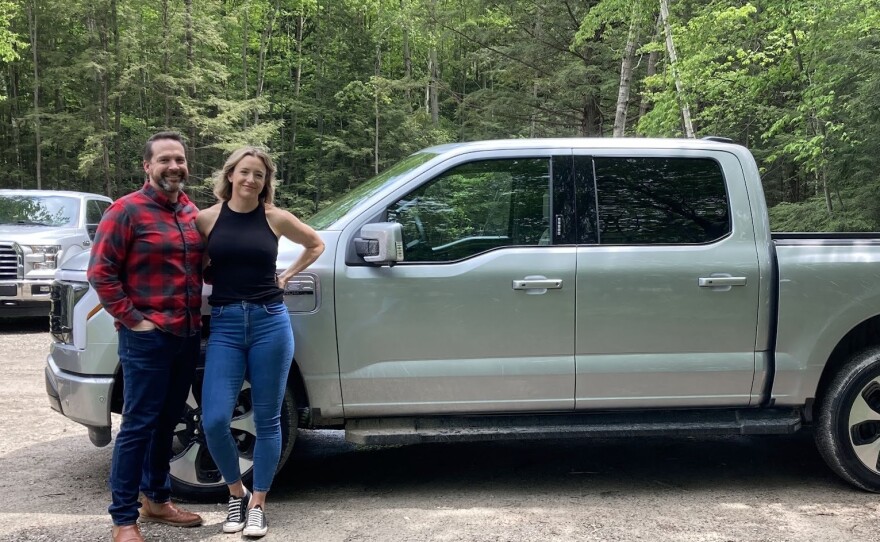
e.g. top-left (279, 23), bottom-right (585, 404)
top-left (427, 0), bottom-right (439, 124)
top-left (580, 99), bottom-right (602, 137)
top-left (613, 14), bottom-right (640, 137)
top-left (639, 16), bottom-right (661, 120)
top-left (402, 0), bottom-right (412, 109)
top-left (255, 0), bottom-right (279, 125)
top-left (101, 78), bottom-right (112, 197)
top-left (27, 0), bottom-right (41, 189)
top-left (289, 14), bottom-right (304, 179)
top-left (820, 169), bottom-right (833, 214)
top-left (112, 0), bottom-right (121, 197)
top-left (314, 54), bottom-right (324, 213)
top-left (184, 0), bottom-right (196, 168)
top-left (530, 16), bottom-right (542, 137)
top-left (9, 64), bottom-right (22, 187)
top-left (242, 4), bottom-right (249, 129)
top-left (659, 0), bottom-right (694, 138)
top-left (162, 0), bottom-right (171, 127)
top-left (98, 10), bottom-right (112, 197)
top-left (429, 48), bottom-right (439, 125)
top-left (374, 45), bottom-right (381, 176)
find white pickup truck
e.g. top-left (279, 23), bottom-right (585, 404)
top-left (45, 138), bottom-right (880, 499)
top-left (0, 190), bottom-right (111, 317)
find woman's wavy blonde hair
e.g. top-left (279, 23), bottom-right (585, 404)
top-left (212, 146), bottom-right (277, 204)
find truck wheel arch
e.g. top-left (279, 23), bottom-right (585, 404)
top-left (812, 314), bottom-right (880, 421)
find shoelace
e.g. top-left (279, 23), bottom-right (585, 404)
top-left (226, 495), bottom-right (246, 523)
top-left (247, 507), bottom-right (264, 529)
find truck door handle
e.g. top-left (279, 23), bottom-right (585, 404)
top-left (698, 276), bottom-right (747, 287)
top-left (512, 279), bottom-right (563, 290)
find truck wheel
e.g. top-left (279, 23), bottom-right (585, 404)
top-left (815, 346), bottom-right (880, 492)
top-left (168, 362), bottom-right (298, 501)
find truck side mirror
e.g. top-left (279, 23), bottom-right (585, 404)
top-left (354, 222), bottom-right (404, 265)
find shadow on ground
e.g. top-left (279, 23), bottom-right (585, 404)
top-left (0, 316), bottom-right (48, 334)
top-left (275, 428), bottom-right (851, 500)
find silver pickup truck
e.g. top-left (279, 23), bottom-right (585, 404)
top-left (45, 138), bottom-right (880, 499)
top-left (1, 190), bottom-right (112, 317)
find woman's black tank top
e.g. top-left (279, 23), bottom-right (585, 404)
top-left (207, 201), bottom-right (283, 306)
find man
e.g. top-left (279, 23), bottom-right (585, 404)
top-left (88, 131), bottom-right (205, 542)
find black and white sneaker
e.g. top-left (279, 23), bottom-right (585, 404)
top-left (222, 489), bottom-right (251, 533)
top-left (243, 505), bottom-right (268, 538)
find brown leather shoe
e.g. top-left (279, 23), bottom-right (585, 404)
top-left (138, 498), bottom-right (203, 527)
top-left (111, 524), bottom-right (145, 542)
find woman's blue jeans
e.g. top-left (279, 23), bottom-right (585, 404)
top-left (202, 301), bottom-right (294, 493)
top-left (109, 327), bottom-right (199, 526)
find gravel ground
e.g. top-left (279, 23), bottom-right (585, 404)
top-left (3, 317), bottom-right (880, 541)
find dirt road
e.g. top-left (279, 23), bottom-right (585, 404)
top-left (2, 318), bottom-right (880, 541)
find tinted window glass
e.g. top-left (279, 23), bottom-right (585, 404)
top-left (387, 158), bottom-right (550, 262)
top-left (594, 157), bottom-right (730, 245)
top-left (305, 152), bottom-right (437, 230)
top-left (86, 200), bottom-right (109, 224)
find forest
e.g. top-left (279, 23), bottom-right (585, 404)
top-left (0, 0), bottom-right (878, 231)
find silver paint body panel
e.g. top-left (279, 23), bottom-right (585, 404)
top-left (773, 239), bottom-right (880, 404)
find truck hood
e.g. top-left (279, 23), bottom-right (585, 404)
top-left (0, 224), bottom-right (80, 243)
top-left (276, 230), bottom-right (337, 270)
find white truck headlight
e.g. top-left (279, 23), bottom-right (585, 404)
top-left (24, 245), bottom-right (61, 270)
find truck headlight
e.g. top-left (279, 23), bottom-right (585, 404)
top-left (24, 245), bottom-right (61, 270)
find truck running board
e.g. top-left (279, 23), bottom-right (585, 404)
top-left (344, 408), bottom-right (803, 445)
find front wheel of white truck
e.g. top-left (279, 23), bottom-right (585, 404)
top-left (816, 346), bottom-right (880, 492)
top-left (168, 361), bottom-right (298, 501)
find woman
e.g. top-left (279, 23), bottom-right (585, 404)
top-left (197, 147), bottom-right (324, 538)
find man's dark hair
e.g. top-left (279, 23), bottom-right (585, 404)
top-left (143, 131), bottom-right (187, 162)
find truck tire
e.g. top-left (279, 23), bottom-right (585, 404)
top-left (168, 360), bottom-right (298, 501)
top-left (815, 346), bottom-right (880, 492)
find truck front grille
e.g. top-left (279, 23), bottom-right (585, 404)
top-left (50, 280), bottom-right (89, 344)
top-left (0, 243), bottom-right (21, 280)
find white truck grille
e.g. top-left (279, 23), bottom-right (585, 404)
top-left (0, 242), bottom-right (21, 281)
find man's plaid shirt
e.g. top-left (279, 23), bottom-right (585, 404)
top-left (88, 182), bottom-right (205, 336)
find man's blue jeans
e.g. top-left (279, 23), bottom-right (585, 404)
top-left (202, 301), bottom-right (294, 493)
top-left (109, 327), bottom-right (199, 526)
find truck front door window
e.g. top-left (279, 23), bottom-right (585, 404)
top-left (386, 158), bottom-right (550, 262)
top-left (594, 157), bottom-right (730, 245)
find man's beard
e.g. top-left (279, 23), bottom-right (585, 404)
top-left (156, 175), bottom-right (185, 193)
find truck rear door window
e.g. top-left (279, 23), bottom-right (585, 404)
top-left (386, 158), bottom-right (550, 262)
top-left (594, 157), bottom-right (730, 245)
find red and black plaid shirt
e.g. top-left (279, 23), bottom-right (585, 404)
top-left (88, 182), bottom-right (205, 336)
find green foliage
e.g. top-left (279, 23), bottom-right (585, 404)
top-left (0, 0), bottom-right (21, 66)
top-left (0, 0), bottom-right (877, 231)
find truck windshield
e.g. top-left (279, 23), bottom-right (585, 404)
top-left (0, 195), bottom-right (80, 227)
top-left (305, 152), bottom-right (438, 230)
